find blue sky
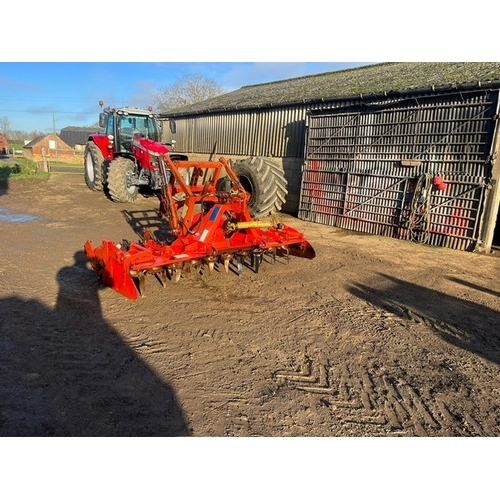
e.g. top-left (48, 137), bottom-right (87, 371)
top-left (0, 1), bottom-right (489, 135)
top-left (0, 62), bottom-right (375, 133)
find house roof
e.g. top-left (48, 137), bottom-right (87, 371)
top-left (23, 133), bottom-right (72, 150)
top-left (162, 62), bottom-right (500, 117)
top-left (24, 135), bottom-right (45, 148)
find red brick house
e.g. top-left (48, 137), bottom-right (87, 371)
top-left (0, 133), bottom-right (8, 154)
top-left (23, 133), bottom-right (82, 164)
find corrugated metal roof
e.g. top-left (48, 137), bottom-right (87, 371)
top-left (60, 126), bottom-right (104, 132)
top-left (60, 126), bottom-right (104, 147)
top-left (162, 62), bottom-right (500, 117)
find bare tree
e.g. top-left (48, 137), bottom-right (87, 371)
top-left (0, 116), bottom-right (11, 136)
top-left (5, 129), bottom-right (46, 142)
top-left (153, 73), bottom-right (226, 112)
top-left (7, 130), bottom-right (26, 142)
top-left (28, 130), bottom-right (45, 140)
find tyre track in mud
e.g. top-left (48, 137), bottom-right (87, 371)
top-left (118, 325), bottom-right (270, 435)
top-left (107, 284), bottom-right (499, 436)
top-left (273, 300), bottom-right (498, 436)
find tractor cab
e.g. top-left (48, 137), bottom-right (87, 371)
top-left (99, 107), bottom-right (160, 153)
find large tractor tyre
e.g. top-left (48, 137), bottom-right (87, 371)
top-left (232, 157), bottom-right (288, 218)
top-left (107, 157), bottom-right (139, 203)
top-left (84, 142), bottom-right (105, 191)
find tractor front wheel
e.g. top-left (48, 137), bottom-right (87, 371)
top-left (84, 141), bottom-right (105, 191)
top-left (107, 157), bottom-right (139, 203)
top-left (232, 157), bottom-right (288, 218)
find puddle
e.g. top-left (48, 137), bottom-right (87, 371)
top-left (0, 207), bottom-right (39, 223)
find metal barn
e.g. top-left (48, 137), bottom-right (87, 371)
top-left (159, 63), bottom-right (500, 253)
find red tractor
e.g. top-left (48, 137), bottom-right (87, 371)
top-left (84, 102), bottom-right (289, 219)
top-left (84, 101), bottom-right (184, 203)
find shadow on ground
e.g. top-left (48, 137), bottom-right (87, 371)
top-left (122, 209), bottom-right (174, 243)
top-left (0, 251), bottom-right (190, 436)
top-left (348, 273), bottom-right (500, 366)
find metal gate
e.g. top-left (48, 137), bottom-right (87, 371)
top-left (298, 89), bottom-right (498, 251)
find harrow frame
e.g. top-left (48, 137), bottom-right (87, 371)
top-left (84, 155), bottom-right (315, 299)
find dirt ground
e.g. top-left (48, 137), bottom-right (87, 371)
top-left (1, 171), bottom-right (499, 437)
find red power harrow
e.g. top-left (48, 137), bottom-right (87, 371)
top-left (84, 155), bottom-right (315, 299)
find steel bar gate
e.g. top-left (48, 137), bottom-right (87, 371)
top-left (298, 89), bottom-right (498, 251)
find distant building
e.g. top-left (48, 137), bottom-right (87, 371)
top-left (23, 133), bottom-right (78, 164)
top-left (60, 126), bottom-right (104, 149)
top-left (0, 133), bottom-right (8, 154)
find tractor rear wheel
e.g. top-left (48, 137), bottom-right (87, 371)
top-left (84, 141), bottom-right (105, 191)
top-left (107, 157), bottom-right (139, 203)
top-left (232, 157), bottom-right (288, 218)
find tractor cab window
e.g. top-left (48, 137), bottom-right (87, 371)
top-left (118, 115), bottom-right (159, 152)
top-left (105, 114), bottom-right (115, 136)
top-left (135, 116), bottom-right (159, 142)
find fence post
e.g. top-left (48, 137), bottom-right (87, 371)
top-left (41, 147), bottom-right (48, 173)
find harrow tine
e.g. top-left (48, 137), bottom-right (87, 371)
top-left (278, 246), bottom-right (290, 264)
top-left (236, 254), bottom-right (244, 276)
top-left (251, 252), bottom-right (263, 273)
top-left (183, 259), bottom-right (202, 279)
top-left (138, 273), bottom-right (146, 297)
top-left (268, 248), bottom-right (277, 264)
top-left (193, 259), bottom-right (202, 275)
top-left (206, 256), bottom-right (217, 276)
top-left (173, 264), bottom-right (182, 283)
top-left (208, 261), bottom-right (215, 275)
top-left (222, 254), bottom-right (231, 273)
top-left (157, 268), bottom-right (168, 288)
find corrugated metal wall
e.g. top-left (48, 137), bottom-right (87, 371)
top-left (165, 106), bottom-right (309, 158)
top-left (299, 89), bottom-right (499, 251)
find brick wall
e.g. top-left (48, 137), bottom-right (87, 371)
top-left (0, 134), bottom-right (8, 152)
top-left (28, 149), bottom-right (84, 165)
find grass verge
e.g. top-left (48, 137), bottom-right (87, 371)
top-left (0, 158), bottom-right (50, 181)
